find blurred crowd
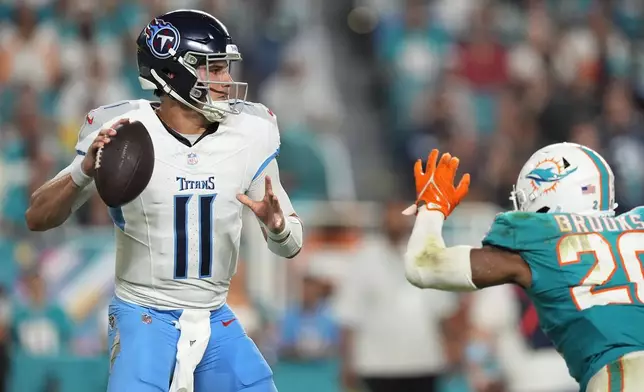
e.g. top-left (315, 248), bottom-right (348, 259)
top-left (1, 0), bottom-right (644, 391)
top-left (375, 0), bottom-right (644, 213)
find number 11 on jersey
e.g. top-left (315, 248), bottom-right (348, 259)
top-left (173, 194), bottom-right (217, 279)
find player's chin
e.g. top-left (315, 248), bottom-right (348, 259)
top-left (208, 96), bottom-right (229, 103)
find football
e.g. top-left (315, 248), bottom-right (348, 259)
top-left (94, 120), bottom-right (155, 208)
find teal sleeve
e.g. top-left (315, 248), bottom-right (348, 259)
top-left (482, 213), bottom-right (517, 250)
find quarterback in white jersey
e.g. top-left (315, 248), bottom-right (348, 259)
top-left (26, 10), bottom-right (301, 392)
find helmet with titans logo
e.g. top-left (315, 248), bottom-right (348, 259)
top-left (136, 9), bottom-right (247, 122)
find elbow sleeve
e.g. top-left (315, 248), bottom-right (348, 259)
top-left (404, 209), bottom-right (478, 291)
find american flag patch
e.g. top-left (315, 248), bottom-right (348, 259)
top-left (581, 184), bottom-right (596, 194)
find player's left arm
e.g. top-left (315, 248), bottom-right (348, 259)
top-left (238, 159), bottom-right (303, 259)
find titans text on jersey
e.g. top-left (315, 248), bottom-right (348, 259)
top-left (176, 176), bottom-right (216, 191)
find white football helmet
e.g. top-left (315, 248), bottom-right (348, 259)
top-left (510, 142), bottom-right (616, 215)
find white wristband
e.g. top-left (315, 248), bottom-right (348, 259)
top-left (266, 216), bottom-right (303, 258)
top-left (70, 160), bottom-right (93, 188)
top-left (266, 219), bottom-right (292, 242)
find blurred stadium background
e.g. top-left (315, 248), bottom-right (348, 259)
top-left (1, 0), bottom-right (644, 391)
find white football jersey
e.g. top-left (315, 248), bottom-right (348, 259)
top-left (72, 99), bottom-right (292, 310)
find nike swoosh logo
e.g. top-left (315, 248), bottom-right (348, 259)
top-left (222, 318), bottom-right (236, 327)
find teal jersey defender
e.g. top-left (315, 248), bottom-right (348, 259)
top-left (483, 208), bottom-right (644, 391)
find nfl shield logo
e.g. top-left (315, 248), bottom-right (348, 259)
top-left (187, 152), bottom-right (198, 165)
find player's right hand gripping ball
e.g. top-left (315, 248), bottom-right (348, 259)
top-left (403, 149), bottom-right (470, 218)
top-left (94, 120), bottom-right (155, 208)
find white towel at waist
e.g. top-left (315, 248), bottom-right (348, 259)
top-left (169, 309), bottom-right (211, 392)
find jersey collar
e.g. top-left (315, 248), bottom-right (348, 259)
top-left (149, 102), bottom-right (220, 147)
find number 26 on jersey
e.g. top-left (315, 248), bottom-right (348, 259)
top-left (558, 232), bottom-right (644, 310)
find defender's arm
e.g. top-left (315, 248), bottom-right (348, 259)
top-left (404, 209), bottom-right (531, 290)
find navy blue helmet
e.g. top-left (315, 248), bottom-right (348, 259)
top-left (136, 9), bottom-right (247, 122)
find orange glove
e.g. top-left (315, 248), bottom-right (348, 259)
top-left (403, 149), bottom-right (470, 218)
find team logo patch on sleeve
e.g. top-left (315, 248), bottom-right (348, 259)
top-left (144, 18), bottom-right (181, 59)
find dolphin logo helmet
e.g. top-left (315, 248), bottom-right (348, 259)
top-left (510, 143), bottom-right (616, 215)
